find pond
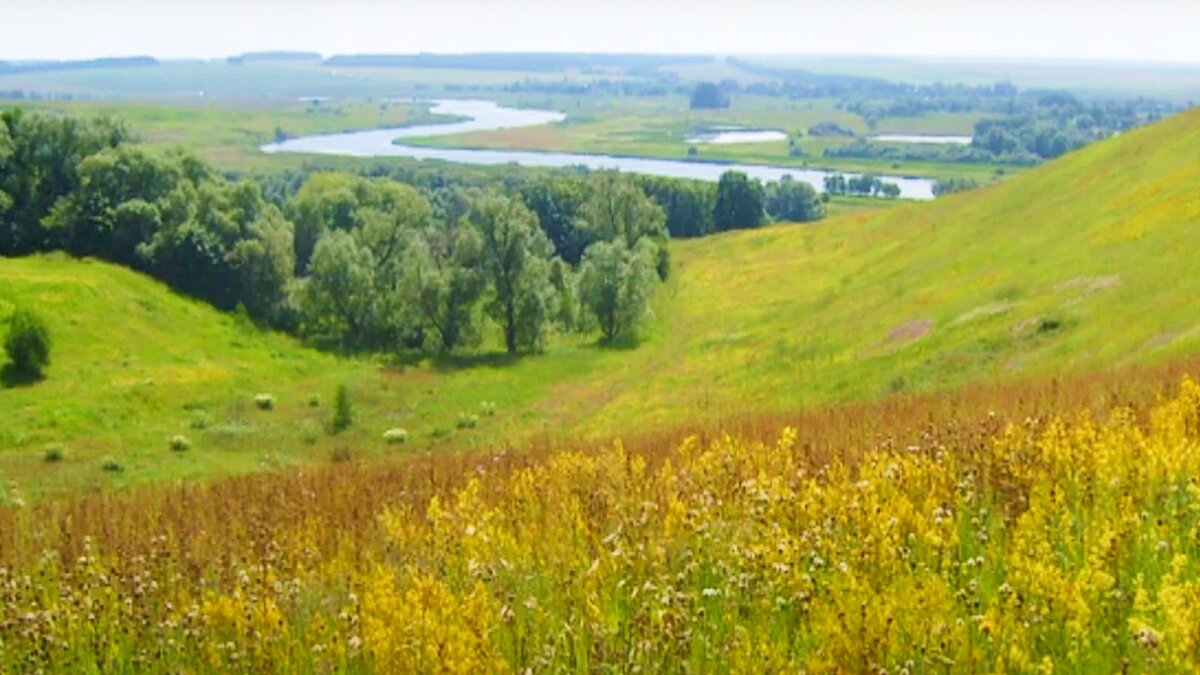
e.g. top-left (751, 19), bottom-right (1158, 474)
top-left (871, 134), bottom-right (974, 145)
top-left (262, 100), bottom-right (937, 200)
top-left (686, 128), bottom-right (789, 144)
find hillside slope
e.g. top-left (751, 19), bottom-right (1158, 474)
top-left (558, 106), bottom-right (1200, 431)
top-left (4, 108), bottom-right (1200, 498)
top-left (0, 255), bottom-right (374, 494)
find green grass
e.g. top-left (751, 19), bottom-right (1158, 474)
top-left (410, 93), bottom-right (1012, 182)
top-left (5, 107), bottom-right (1200, 499)
top-left (10, 92), bottom-right (1007, 181)
top-left (13, 98), bottom-right (456, 170)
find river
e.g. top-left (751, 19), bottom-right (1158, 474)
top-left (262, 100), bottom-right (937, 200)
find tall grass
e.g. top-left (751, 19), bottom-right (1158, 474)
top-left (2, 360), bottom-right (1199, 671)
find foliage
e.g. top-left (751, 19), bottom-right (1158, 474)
top-left (823, 172), bottom-right (901, 198)
top-left (403, 214), bottom-right (487, 352)
top-left (472, 191), bottom-right (559, 354)
top-left (382, 428), bottom-right (409, 444)
top-left (169, 435), bottom-right (191, 452)
top-left (934, 176), bottom-right (982, 196)
top-left (254, 393), bottom-right (276, 410)
top-left (331, 383), bottom-right (353, 434)
top-left (578, 239), bottom-right (657, 342)
top-left (764, 175), bottom-right (825, 223)
top-left (689, 81), bottom-right (730, 110)
top-left (576, 172), bottom-right (670, 279)
top-left (638, 175), bottom-right (715, 239)
top-left (713, 170), bottom-right (766, 231)
top-left (3, 306), bottom-right (51, 380)
top-left (519, 175), bottom-right (593, 265)
top-left (7, 377), bottom-right (1200, 670)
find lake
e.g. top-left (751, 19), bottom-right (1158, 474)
top-left (871, 134), bottom-right (974, 145)
top-left (263, 100), bottom-right (937, 200)
top-left (686, 129), bottom-right (789, 144)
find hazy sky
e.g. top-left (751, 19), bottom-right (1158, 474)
top-left (3, 0), bottom-right (1200, 64)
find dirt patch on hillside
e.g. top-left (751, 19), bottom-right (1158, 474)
top-left (887, 319), bottom-right (935, 343)
top-left (951, 302), bottom-right (1015, 326)
top-left (1057, 275), bottom-right (1121, 295)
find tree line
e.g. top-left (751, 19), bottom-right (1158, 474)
top-left (0, 108), bottom-right (826, 359)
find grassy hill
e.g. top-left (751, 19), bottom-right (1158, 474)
top-left (4, 107), bottom-right (1200, 499)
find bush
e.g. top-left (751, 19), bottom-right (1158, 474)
top-left (3, 308), bottom-right (51, 380)
top-left (190, 412), bottom-right (212, 430)
top-left (383, 428), bottom-right (409, 444)
top-left (169, 435), bottom-right (192, 452)
top-left (457, 413), bottom-right (479, 430)
top-left (43, 444), bottom-right (64, 463)
top-left (480, 401), bottom-right (497, 417)
top-left (330, 384), bottom-right (353, 434)
top-left (308, 394), bottom-right (321, 408)
top-left (329, 447), bottom-right (353, 463)
top-left (254, 393), bottom-right (276, 411)
top-left (101, 456), bottom-right (124, 473)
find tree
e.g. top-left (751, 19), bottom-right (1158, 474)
top-left (4, 307), bottom-right (51, 381)
top-left (638, 176), bottom-right (715, 239)
top-left (232, 204), bottom-right (295, 326)
top-left (0, 108), bottom-right (127, 256)
top-left (765, 175), bottom-right (825, 223)
top-left (331, 384), bottom-right (353, 434)
top-left (578, 239), bottom-right (657, 342)
top-left (576, 172), bottom-right (670, 279)
top-left (403, 219), bottom-right (486, 352)
top-left (520, 176), bottom-right (592, 265)
top-left (43, 146), bottom-right (178, 264)
top-left (824, 174), bottom-right (847, 196)
top-left (471, 192), bottom-right (558, 355)
top-left (690, 82), bottom-right (730, 110)
top-left (295, 230), bottom-right (379, 350)
top-left (713, 171), bottom-right (766, 231)
top-left (0, 122), bottom-right (11, 217)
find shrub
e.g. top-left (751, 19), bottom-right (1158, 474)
top-left (431, 426), bottom-right (451, 439)
top-left (254, 393), bottom-right (276, 411)
top-left (299, 421), bottom-right (321, 445)
top-left (100, 456), bottom-right (124, 473)
top-left (3, 307), bottom-right (51, 380)
top-left (190, 412), bottom-right (212, 430)
top-left (383, 428), bottom-right (409, 444)
top-left (330, 384), bottom-right (353, 434)
top-left (330, 446), bottom-right (353, 463)
top-left (308, 394), bottom-right (321, 408)
top-left (480, 401), bottom-right (497, 417)
top-left (169, 435), bottom-right (192, 452)
top-left (42, 444), bottom-right (64, 463)
top-left (457, 413), bottom-right (479, 430)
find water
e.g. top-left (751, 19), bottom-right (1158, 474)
top-left (871, 134), bottom-right (974, 145)
top-left (686, 129), bottom-right (789, 144)
top-left (263, 99), bottom-right (936, 200)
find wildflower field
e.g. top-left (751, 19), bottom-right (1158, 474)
top-left (4, 360), bottom-right (1200, 673)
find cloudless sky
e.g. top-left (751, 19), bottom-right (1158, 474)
top-left (3, 0), bottom-right (1200, 64)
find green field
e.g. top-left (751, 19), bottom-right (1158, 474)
top-left (12, 98), bottom-right (459, 170)
top-left (5, 106), bottom-right (1200, 500)
top-left (407, 93), bottom-right (1009, 182)
top-left (0, 56), bottom-right (1022, 183)
top-left (8, 94), bottom-right (1007, 182)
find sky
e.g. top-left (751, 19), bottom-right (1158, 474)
top-left (3, 0), bottom-right (1200, 64)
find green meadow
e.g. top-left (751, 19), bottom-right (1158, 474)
top-left (4, 106), bottom-right (1199, 499)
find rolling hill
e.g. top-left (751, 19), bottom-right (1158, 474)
top-left (3, 106), bottom-right (1200, 499)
